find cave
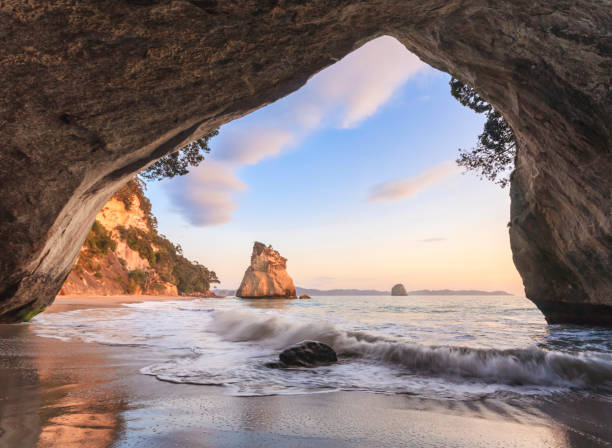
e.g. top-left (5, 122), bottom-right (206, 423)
top-left (0, 1), bottom-right (610, 325)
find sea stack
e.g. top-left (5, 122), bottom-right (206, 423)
top-left (391, 284), bottom-right (408, 296)
top-left (236, 242), bottom-right (297, 299)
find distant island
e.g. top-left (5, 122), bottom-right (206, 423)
top-left (214, 287), bottom-right (512, 297)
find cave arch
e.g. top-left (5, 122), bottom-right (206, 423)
top-left (1, 1), bottom-right (610, 324)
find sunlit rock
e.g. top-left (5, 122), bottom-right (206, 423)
top-left (236, 242), bottom-right (297, 299)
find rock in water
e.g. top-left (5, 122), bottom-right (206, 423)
top-left (236, 242), bottom-right (297, 298)
top-left (279, 341), bottom-right (338, 367)
top-left (299, 294), bottom-right (311, 299)
top-left (391, 284), bottom-right (408, 296)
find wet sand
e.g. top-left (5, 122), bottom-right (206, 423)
top-left (48, 294), bottom-right (204, 313)
top-left (0, 300), bottom-right (611, 447)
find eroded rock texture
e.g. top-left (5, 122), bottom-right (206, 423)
top-left (0, 1), bottom-right (610, 323)
top-left (236, 242), bottom-right (297, 299)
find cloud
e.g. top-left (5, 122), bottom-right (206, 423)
top-left (368, 162), bottom-right (460, 202)
top-left (310, 36), bottom-right (427, 128)
top-left (419, 237), bottom-right (447, 243)
top-left (167, 160), bottom-right (246, 226)
top-left (287, 36), bottom-right (427, 129)
top-left (167, 36), bottom-right (429, 226)
top-left (215, 127), bottom-right (296, 165)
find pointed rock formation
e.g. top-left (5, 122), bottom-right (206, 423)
top-left (391, 284), bottom-right (408, 296)
top-left (236, 242), bottom-right (297, 299)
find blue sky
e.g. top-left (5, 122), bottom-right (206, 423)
top-left (145, 37), bottom-right (523, 294)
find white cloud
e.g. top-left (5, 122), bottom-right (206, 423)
top-left (307, 36), bottom-right (426, 128)
top-left (368, 162), bottom-right (460, 202)
top-left (167, 36), bottom-right (429, 226)
top-left (215, 127), bottom-right (296, 165)
top-left (167, 160), bottom-right (246, 226)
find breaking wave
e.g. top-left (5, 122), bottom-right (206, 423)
top-left (209, 310), bottom-right (612, 391)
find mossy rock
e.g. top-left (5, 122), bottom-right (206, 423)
top-left (20, 305), bottom-right (46, 322)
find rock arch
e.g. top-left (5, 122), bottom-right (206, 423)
top-left (0, 1), bottom-right (610, 324)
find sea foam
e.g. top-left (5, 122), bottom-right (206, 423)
top-left (209, 309), bottom-right (612, 390)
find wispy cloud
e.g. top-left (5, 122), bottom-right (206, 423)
top-left (167, 160), bottom-right (246, 226)
top-left (214, 127), bottom-right (296, 165)
top-left (419, 237), bottom-right (447, 243)
top-left (289, 36), bottom-right (427, 129)
top-left (367, 162), bottom-right (460, 202)
top-left (166, 36), bottom-right (428, 226)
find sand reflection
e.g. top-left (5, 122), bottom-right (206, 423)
top-left (239, 298), bottom-right (294, 310)
top-left (0, 324), bottom-right (125, 448)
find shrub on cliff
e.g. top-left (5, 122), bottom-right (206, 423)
top-left (70, 129), bottom-right (222, 295)
top-left (140, 129), bottom-right (219, 181)
top-left (450, 78), bottom-right (516, 188)
top-left (116, 205), bottom-right (219, 295)
top-left (127, 269), bottom-right (147, 293)
top-left (84, 220), bottom-right (117, 256)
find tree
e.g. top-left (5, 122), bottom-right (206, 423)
top-left (140, 129), bottom-right (219, 181)
top-left (450, 78), bottom-right (516, 188)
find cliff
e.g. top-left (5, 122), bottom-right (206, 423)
top-left (60, 180), bottom-right (218, 297)
top-left (0, 2), bottom-right (610, 325)
top-left (236, 243), bottom-right (297, 299)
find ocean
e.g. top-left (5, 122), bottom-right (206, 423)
top-left (31, 295), bottom-right (612, 400)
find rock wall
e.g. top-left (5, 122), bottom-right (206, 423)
top-left (0, 1), bottom-right (610, 324)
top-left (59, 185), bottom-right (178, 296)
top-left (236, 243), bottom-right (297, 299)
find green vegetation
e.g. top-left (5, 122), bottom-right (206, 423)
top-left (76, 219), bottom-right (116, 272)
top-left (117, 224), bottom-right (219, 295)
top-left (73, 161), bottom-right (219, 295)
top-left (84, 220), bottom-right (117, 255)
top-left (112, 179), bottom-right (219, 295)
top-left (173, 256), bottom-right (219, 295)
top-left (20, 305), bottom-right (46, 322)
top-left (140, 129), bottom-right (219, 181)
top-left (127, 269), bottom-right (147, 293)
top-left (114, 178), bottom-right (158, 230)
top-left (450, 78), bottom-right (516, 188)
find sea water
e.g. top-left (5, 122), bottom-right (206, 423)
top-left (32, 295), bottom-right (612, 399)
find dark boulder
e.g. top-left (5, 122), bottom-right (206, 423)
top-left (278, 341), bottom-right (337, 367)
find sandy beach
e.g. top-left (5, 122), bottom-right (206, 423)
top-left (45, 294), bottom-right (209, 314)
top-left (0, 297), bottom-right (609, 447)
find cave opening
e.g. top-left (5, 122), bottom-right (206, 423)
top-left (135, 36), bottom-right (522, 302)
top-left (1, 2), bottom-right (609, 326)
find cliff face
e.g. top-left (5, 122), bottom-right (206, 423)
top-left (59, 180), bottom-right (217, 297)
top-left (0, 1), bottom-right (610, 324)
top-left (236, 243), bottom-right (297, 299)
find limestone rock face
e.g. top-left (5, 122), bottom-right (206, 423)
top-left (391, 284), bottom-right (408, 296)
top-left (236, 243), bottom-right (297, 299)
top-left (59, 185), bottom-right (178, 297)
top-left (0, 1), bottom-right (610, 324)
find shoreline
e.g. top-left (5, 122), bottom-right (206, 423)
top-left (2, 298), bottom-right (610, 447)
top-left (46, 294), bottom-right (211, 314)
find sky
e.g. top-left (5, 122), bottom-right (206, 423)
top-left (145, 36), bottom-right (524, 295)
